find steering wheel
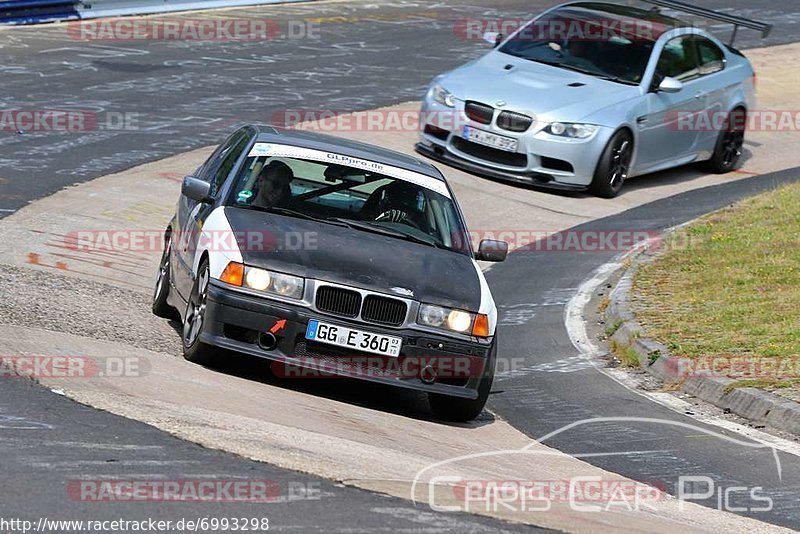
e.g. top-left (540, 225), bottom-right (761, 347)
top-left (375, 209), bottom-right (423, 230)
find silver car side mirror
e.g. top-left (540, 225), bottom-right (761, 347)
top-left (658, 77), bottom-right (684, 94)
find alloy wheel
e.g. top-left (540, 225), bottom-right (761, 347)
top-left (721, 125), bottom-right (745, 168)
top-left (183, 267), bottom-right (209, 347)
top-left (153, 236), bottom-right (171, 301)
top-left (608, 138), bottom-right (631, 189)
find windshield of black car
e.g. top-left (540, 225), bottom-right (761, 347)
top-left (498, 11), bottom-right (656, 85)
top-left (225, 154), bottom-right (471, 254)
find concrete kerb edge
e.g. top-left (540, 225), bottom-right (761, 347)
top-left (604, 237), bottom-right (800, 436)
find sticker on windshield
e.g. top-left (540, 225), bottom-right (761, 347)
top-left (236, 190), bottom-right (254, 203)
top-left (250, 144), bottom-right (272, 157)
top-left (246, 143), bottom-right (451, 198)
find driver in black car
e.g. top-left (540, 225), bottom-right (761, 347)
top-left (373, 181), bottom-right (425, 228)
top-left (253, 160), bottom-right (294, 208)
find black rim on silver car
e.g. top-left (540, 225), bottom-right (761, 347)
top-left (183, 266), bottom-right (209, 348)
top-left (153, 235), bottom-right (171, 301)
top-left (721, 112), bottom-right (746, 168)
top-left (608, 136), bottom-right (632, 189)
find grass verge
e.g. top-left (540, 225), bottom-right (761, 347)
top-left (610, 339), bottom-right (641, 368)
top-left (632, 182), bottom-right (800, 396)
top-left (723, 378), bottom-right (800, 396)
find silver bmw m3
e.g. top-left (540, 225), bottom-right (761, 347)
top-left (416, 1), bottom-right (771, 197)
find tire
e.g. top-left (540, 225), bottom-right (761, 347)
top-left (152, 231), bottom-right (175, 318)
top-left (428, 338), bottom-right (497, 422)
top-left (702, 108), bottom-right (746, 174)
top-left (590, 129), bottom-right (633, 198)
top-left (182, 259), bottom-right (217, 365)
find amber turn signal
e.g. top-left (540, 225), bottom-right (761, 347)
top-left (219, 261), bottom-right (244, 286)
top-left (472, 313), bottom-right (490, 337)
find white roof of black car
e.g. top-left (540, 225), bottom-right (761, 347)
top-left (252, 125), bottom-right (446, 182)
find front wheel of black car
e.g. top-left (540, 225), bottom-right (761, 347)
top-left (428, 339), bottom-right (496, 422)
top-left (152, 230), bottom-right (175, 318)
top-left (703, 108), bottom-right (746, 174)
top-left (182, 259), bottom-right (217, 365)
top-left (590, 129), bottom-right (633, 198)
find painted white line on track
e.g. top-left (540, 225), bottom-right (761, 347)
top-left (564, 234), bottom-right (800, 459)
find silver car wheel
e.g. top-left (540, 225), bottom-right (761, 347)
top-left (608, 139), bottom-right (631, 188)
top-left (183, 266), bottom-right (209, 347)
top-left (721, 124), bottom-right (745, 168)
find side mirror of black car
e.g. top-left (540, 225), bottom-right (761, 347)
top-left (475, 239), bottom-right (508, 262)
top-left (182, 176), bottom-right (212, 203)
top-left (483, 31), bottom-right (504, 48)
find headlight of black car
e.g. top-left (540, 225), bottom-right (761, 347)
top-left (418, 303), bottom-right (490, 337)
top-left (219, 262), bottom-right (305, 300)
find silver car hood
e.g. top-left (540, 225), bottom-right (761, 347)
top-left (439, 52), bottom-right (641, 125)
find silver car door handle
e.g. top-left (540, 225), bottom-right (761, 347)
top-left (694, 92), bottom-right (703, 99)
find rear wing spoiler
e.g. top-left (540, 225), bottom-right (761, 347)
top-left (639, 0), bottom-right (773, 45)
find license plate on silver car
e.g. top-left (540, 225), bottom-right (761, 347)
top-left (462, 126), bottom-right (519, 152)
top-left (305, 320), bottom-right (402, 357)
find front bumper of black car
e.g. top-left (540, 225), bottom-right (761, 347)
top-left (202, 282), bottom-right (493, 400)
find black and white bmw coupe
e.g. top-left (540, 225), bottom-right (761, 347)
top-left (152, 125), bottom-right (508, 421)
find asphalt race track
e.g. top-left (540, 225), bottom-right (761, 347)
top-left (0, 378), bottom-right (542, 532)
top-left (2, 0), bottom-right (800, 531)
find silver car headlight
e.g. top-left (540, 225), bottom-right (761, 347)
top-left (430, 85), bottom-right (456, 108)
top-left (545, 122), bottom-right (599, 139)
top-left (243, 266), bottom-right (304, 299)
top-left (418, 303), bottom-right (490, 337)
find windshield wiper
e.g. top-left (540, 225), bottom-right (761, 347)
top-left (531, 59), bottom-right (638, 85)
top-left (332, 218), bottom-right (444, 249)
top-left (239, 205), bottom-right (349, 227)
top-left (561, 65), bottom-right (638, 85)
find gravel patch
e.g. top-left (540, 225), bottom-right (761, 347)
top-left (0, 264), bottom-right (182, 356)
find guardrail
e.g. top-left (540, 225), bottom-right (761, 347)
top-left (0, 0), bottom-right (81, 24)
top-left (0, 0), bottom-right (312, 24)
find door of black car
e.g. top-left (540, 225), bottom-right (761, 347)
top-left (172, 128), bottom-right (251, 301)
